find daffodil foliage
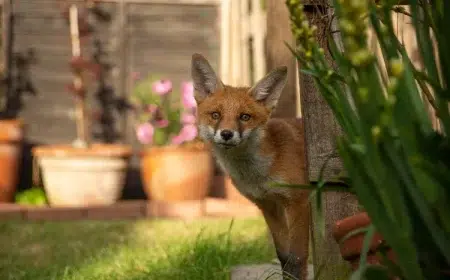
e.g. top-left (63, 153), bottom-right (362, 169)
top-left (286, 0), bottom-right (450, 279)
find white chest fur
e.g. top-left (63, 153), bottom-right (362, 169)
top-left (213, 146), bottom-right (284, 201)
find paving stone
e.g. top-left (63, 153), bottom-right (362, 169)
top-left (231, 264), bottom-right (314, 280)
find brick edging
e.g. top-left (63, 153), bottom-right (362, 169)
top-left (0, 198), bottom-right (261, 221)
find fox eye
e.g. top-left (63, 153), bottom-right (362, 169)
top-left (240, 114), bottom-right (251, 121)
top-left (211, 112), bottom-right (221, 120)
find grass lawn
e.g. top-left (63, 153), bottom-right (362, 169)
top-left (0, 217), bottom-right (277, 280)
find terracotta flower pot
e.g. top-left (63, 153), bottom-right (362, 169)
top-left (32, 143), bottom-right (132, 206)
top-left (0, 119), bottom-right (24, 202)
top-left (333, 212), bottom-right (450, 278)
top-left (141, 143), bottom-right (213, 201)
top-left (332, 212), bottom-right (396, 271)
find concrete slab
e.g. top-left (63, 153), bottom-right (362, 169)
top-left (231, 264), bottom-right (314, 280)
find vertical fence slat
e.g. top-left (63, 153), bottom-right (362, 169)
top-left (250, 0), bottom-right (266, 83)
top-left (239, 0), bottom-right (250, 86)
top-left (219, 0), bottom-right (231, 83)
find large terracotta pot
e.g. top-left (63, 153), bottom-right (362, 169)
top-left (0, 119), bottom-right (24, 202)
top-left (32, 143), bottom-right (132, 206)
top-left (141, 143), bottom-right (213, 201)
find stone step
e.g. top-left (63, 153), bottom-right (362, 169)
top-left (231, 264), bottom-right (314, 280)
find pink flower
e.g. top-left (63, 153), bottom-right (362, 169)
top-left (171, 124), bottom-right (198, 145)
top-left (136, 123), bottom-right (154, 144)
top-left (152, 80), bottom-right (172, 95)
top-left (181, 112), bottom-right (196, 124)
top-left (181, 124), bottom-right (198, 141)
top-left (181, 81), bottom-right (197, 109)
top-left (171, 134), bottom-right (183, 145)
top-left (154, 119), bottom-right (169, 128)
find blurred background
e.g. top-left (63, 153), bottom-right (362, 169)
top-left (0, 0), bottom-right (301, 199)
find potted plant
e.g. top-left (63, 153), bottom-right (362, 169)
top-left (0, 0), bottom-right (29, 203)
top-left (130, 75), bottom-right (213, 202)
top-left (32, 3), bottom-right (132, 206)
top-left (284, 0), bottom-right (450, 279)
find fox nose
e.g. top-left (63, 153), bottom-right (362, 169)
top-left (220, 130), bottom-right (234, 141)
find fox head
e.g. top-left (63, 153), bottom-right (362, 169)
top-left (191, 53), bottom-right (288, 150)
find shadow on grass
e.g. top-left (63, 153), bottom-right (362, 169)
top-left (0, 220), bottom-right (134, 280)
top-left (0, 218), bottom-right (274, 280)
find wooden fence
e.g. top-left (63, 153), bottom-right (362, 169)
top-left (2, 0), bottom-right (268, 145)
top-left (0, 0), bottom-right (268, 193)
top-left (9, 0), bottom-right (220, 146)
top-left (220, 0), bottom-right (266, 86)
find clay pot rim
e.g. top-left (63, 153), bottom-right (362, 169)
top-left (139, 142), bottom-right (211, 156)
top-left (333, 211), bottom-right (371, 242)
top-left (0, 118), bottom-right (24, 126)
top-left (0, 118), bottom-right (25, 143)
top-left (339, 231), bottom-right (387, 260)
top-left (32, 143), bottom-right (133, 158)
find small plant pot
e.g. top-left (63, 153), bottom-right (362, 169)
top-left (141, 143), bottom-right (213, 201)
top-left (32, 143), bottom-right (132, 206)
top-left (0, 119), bottom-right (24, 202)
top-left (333, 212), bottom-right (450, 278)
top-left (332, 212), bottom-right (396, 271)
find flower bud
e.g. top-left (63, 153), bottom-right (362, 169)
top-left (371, 126), bottom-right (381, 139)
top-left (389, 58), bottom-right (404, 77)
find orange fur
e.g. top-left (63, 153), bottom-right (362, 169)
top-left (191, 53), bottom-right (310, 280)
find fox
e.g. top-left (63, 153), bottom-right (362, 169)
top-left (190, 53), bottom-right (310, 280)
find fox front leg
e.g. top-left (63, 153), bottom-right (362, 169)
top-left (284, 197), bottom-right (310, 280)
top-left (257, 200), bottom-right (295, 278)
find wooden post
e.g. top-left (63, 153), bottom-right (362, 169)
top-left (265, 0), bottom-right (297, 118)
top-left (297, 3), bottom-right (360, 279)
top-left (69, 5), bottom-right (88, 148)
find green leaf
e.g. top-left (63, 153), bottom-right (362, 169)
top-left (359, 224), bottom-right (376, 267)
top-left (384, 142), bottom-right (450, 265)
top-left (15, 188), bottom-right (48, 206)
top-left (361, 265), bottom-right (390, 280)
top-left (338, 225), bottom-right (371, 245)
top-left (299, 69), bottom-right (320, 78)
top-left (409, 0), bottom-right (439, 87)
top-left (153, 128), bottom-right (169, 146)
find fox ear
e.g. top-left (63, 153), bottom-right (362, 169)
top-left (191, 53), bottom-right (223, 101)
top-left (249, 66), bottom-right (288, 110)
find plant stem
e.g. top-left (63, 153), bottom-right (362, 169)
top-left (69, 5), bottom-right (88, 148)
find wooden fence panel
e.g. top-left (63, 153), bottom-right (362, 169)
top-left (13, 0), bottom-right (119, 144)
top-left (12, 0), bottom-right (220, 147)
top-left (9, 0), bottom-right (221, 195)
top-left (125, 2), bottom-right (220, 154)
